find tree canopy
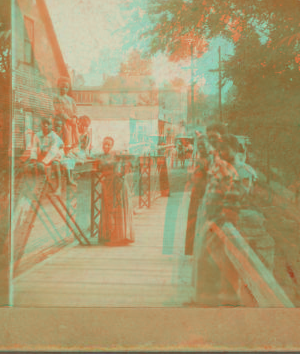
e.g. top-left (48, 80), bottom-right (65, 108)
top-left (141, 0), bottom-right (300, 182)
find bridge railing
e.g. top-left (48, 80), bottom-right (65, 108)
top-left (202, 221), bottom-right (294, 307)
top-left (13, 154), bottom-right (169, 275)
top-left (90, 154), bottom-right (169, 240)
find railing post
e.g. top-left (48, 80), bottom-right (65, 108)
top-left (148, 153), bottom-right (151, 208)
top-left (90, 171), bottom-right (95, 238)
top-left (66, 178), bottom-right (77, 239)
top-left (138, 156), bottom-right (142, 209)
top-left (90, 162), bottom-right (102, 242)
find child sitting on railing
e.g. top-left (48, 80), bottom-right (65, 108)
top-left (27, 116), bottom-right (63, 195)
top-left (78, 115), bottom-right (92, 155)
top-left (53, 115), bottom-right (68, 146)
top-left (53, 115), bottom-right (93, 186)
top-left (52, 116), bottom-right (77, 186)
top-left (70, 133), bottom-right (91, 163)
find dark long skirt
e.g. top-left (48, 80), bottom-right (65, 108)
top-left (185, 184), bottom-right (204, 255)
top-left (100, 173), bottom-right (135, 246)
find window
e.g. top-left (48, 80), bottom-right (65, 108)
top-left (83, 92), bottom-right (92, 103)
top-left (24, 17), bottom-right (34, 65)
top-left (137, 123), bottom-right (147, 142)
top-left (24, 112), bottom-right (33, 149)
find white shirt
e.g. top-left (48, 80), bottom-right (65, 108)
top-left (31, 131), bottom-right (63, 165)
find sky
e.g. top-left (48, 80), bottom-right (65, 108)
top-left (46, 0), bottom-right (235, 97)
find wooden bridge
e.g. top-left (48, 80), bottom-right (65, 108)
top-left (10, 157), bottom-right (297, 308)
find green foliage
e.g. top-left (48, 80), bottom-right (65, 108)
top-left (119, 49), bottom-right (152, 76)
top-left (142, 0), bottom-right (300, 182)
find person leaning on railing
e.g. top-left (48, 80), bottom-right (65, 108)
top-left (192, 132), bottom-right (245, 307)
top-left (184, 133), bottom-right (210, 256)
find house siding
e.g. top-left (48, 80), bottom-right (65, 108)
top-left (13, 0), bottom-right (65, 151)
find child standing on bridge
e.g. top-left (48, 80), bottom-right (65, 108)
top-left (53, 76), bottom-right (79, 150)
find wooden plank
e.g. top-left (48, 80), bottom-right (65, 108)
top-left (14, 282), bottom-right (192, 296)
top-left (212, 222), bottom-right (294, 307)
top-left (15, 270), bottom-right (192, 286)
top-left (14, 288), bottom-right (194, 308)
top-left (27, 261), bottom-right (180, 271)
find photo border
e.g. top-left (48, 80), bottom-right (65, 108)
top-left (1, 307), bottom-right (300, 351)
top-left (3, 0), bottom-right (300, 352)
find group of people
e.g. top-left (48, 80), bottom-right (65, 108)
top-left (184, 122), bottom-right (258, 306)
top-left (21, 75), bottom-right (262, 268)
top-left (23, 76), bottom-right (135, 246)
top-left (24, 76), bottom-right (93, 194)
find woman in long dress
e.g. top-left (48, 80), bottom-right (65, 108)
top-left (53, 76), bottom-right (79, 150)
top-left (99, 137), bottom-right (135, 246)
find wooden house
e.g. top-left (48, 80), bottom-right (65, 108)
top-left (12, 0), bottom-right (69, 155)
top-left (10, 0), bottom-right (75, 278)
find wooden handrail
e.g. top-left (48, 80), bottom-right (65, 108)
top-left (207, 221), bottom-right (294, 307)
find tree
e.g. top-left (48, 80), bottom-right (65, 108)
top-left (0, 28), bottom-right (11, 87)
top-left (119, 49), bottom-right (152, 76)
top-left (142, 0), bottom-right (300, 183)
top-left (0, 25), bottom-right (11, 160)
top-left (0, 3), bottom-right (11, 164)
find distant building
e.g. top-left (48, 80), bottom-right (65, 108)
top-left (73, 76), bottom-right (188, 151)
top-left (12, 0), bottom-right (69, 154)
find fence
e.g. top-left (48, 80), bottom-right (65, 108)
top-left (12, 154), bottom-right (169, 275)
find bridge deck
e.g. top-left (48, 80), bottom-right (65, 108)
top-left (13, 192), bottom-right (194, 307)
top-left (12, 168), bottom-right (300, 308)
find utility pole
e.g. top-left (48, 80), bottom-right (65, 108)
top-left (209, 45), bottom-right (224, 122)
top-left (218, 46), bottom-right (222, 122)
top-left (191, 42), bottom-right (195, 126)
